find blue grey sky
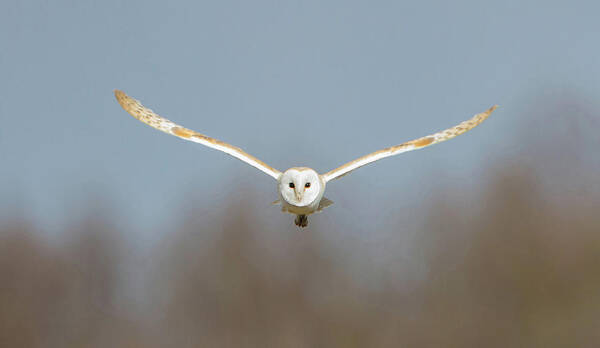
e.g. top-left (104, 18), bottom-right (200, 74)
top-left (1, 1), bottom-right (599, 240)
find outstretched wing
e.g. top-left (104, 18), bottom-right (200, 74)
top-left (322, 105), bottom-right (497, 182)
top-left (114, 90), bottom-right (282, 180)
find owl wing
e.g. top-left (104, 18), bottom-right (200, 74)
top-left (114, 90), bottom-right (282, 180)
top-left (322, 105), bottom-right (497, 182)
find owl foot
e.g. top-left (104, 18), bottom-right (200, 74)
top-left (294, 214), bottom-right (308, 228)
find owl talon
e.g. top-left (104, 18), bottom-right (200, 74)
top-left (294, 215), bottom-right (308, 228)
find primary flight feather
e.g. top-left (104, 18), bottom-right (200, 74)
top-left (115, 90), bottom-right (496, 227)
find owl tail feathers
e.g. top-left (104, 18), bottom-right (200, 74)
top-left (294, 197), bottom-right (334, 228)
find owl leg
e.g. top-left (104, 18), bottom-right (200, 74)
top-left (294, 214), bottom-right (308, 228)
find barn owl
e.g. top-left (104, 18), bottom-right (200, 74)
top-left (115, 90), bottom-right (496, 227)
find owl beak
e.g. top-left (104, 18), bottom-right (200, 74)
top-left (294, 189), bottom-right (303, 202)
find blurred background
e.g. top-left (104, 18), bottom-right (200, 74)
top-left (2, 1), bottom-right (600, 346)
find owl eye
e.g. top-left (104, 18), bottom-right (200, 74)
top-left (305, 182), bottom-right (311, 188)
top-left (289, 183), bottom-right (295, 188)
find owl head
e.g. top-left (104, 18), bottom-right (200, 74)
top-left (278, 167), bottom-right (324, 207)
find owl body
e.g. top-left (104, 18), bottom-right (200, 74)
top-left (114, 90), bottom-right (496, 228)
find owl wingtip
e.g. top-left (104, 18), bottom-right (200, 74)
top-left (480, 105), bottom-right (498, 118)
top-left (114, 90), bottom-right (126, 102)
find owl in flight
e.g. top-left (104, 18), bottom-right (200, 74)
top-left (115, 90), bottom-right (496, 227)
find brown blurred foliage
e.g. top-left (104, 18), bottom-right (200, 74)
top-left (1, 100), bottom-right (599, 347)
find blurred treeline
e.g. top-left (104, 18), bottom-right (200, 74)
top-left (1, 99), bottom-right (599, 347)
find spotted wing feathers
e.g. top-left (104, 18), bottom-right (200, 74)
top-left (322, 105), bottom-right (497, 182)
top-left (114, 90), bottom-right (282, 180)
